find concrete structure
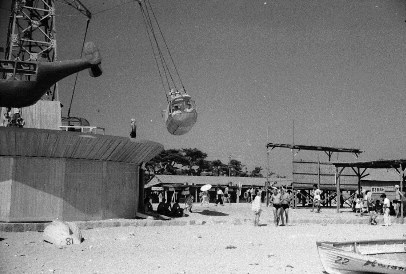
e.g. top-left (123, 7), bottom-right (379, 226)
top-left (0, 127), bottom-right (163, 222)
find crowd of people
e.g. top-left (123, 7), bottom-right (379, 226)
top-left (143, 184), bottom-right (405, 226)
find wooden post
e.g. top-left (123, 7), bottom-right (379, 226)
top-left (357, 167), bottom-right (361, 195)
top-left (317, 159), bottom-right (321, 190)
top-left (400, 164), bottom-right (404, 224)
top-left (195, 188), bottom-right (198, 205)
top-left (335, 167), bottom-right (340, 213)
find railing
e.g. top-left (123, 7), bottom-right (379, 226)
top-left (59, 126), bottom-right (105, 135)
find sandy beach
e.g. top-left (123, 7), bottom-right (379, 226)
top-left (1, 203), bottom-right (405, 274)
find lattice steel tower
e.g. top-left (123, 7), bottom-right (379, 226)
top-left (4, 0), bottom-right (91, 101)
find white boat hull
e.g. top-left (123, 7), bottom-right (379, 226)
top-left (316, 240), bottom-right (406, 274)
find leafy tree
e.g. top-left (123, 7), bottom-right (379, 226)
top-left (182, 148), bottom-right (208, 175)
top-left (250, 166), bottom-right (263, 177)
top-left (229, 159), bottom-right (243, 176)
top-left (147, 149), bottom-right (186, 175)
top-left (211, 159), bottom-right (227, 176)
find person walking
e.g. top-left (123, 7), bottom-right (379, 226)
top-left (215, 187), bottom-right (224, 206)
top-left (251, 191), bottom-right (262, 226)
top-left (381, 193), bottom-right (391, 226)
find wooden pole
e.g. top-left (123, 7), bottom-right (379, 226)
top-left (317, 157), bottom-right (321, 189)
top-left (335, 166), bottom-right (340, 213)
top-left (400, 164), bottom-right (404, 224)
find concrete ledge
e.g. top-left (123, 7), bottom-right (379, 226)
top-left (1, 216), bottom-right (404, 232)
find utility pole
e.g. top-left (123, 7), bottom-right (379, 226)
top-left (228, 155), bottom-right (231, 177)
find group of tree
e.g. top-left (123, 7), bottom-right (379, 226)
top-left (144, 148), bottom-right (266, 178)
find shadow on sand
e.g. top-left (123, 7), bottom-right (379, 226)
top-left (196, 210), bottom-right (229, 216)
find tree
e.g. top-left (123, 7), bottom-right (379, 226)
top-left (229, 159), bottom-right (243, 176)
top-left (147, 149), bottom-right (187, 175)
top-left (211, 159), bottom-right (226, 176)
top-left (250, 166), bottom-right (263, 177)
top-left (182, 148), bottom-right (208, 175)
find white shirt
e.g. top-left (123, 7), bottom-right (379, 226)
top-left (383, 197), bottom-right (390, 208)
top-left (314, 189), bottom-right (322, 201)
top-left (252, 196), bottom-right (261, 212)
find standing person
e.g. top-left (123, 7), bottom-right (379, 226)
top-left (224, 186), bottom-right (230, 204)
top-left (246, 188), bottom-right (251, 203)
top-left (184, 194), bottom-right (194, 213)
top-left (251, 191), bottom-right (262, 226)
top-left (280, 187), bottom-right (291, 226)
top-left (393, 185), bottom-right (404, 218)
top-left (250, 187), bottom-right (256, 203)
top-left (158, 192), bottom-right (163, 203)
top-left (130, 118), bottom-right (136, 138)
top-left (215, 187), bottom-right (224, 206)
top-left (369, 200), bottom-right (378, 225)
top-left (381, 193), bottom-right (391, 226)
top-left (311, 184), bottom-right (322, 213)
top-left (355, 194), bottom-right (362, 215)
top-left (270, 187), bottom-right (282, 226)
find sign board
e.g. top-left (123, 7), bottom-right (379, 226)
top-left (151, 187), bottom-right (163, 191)
top-left (370, 187), bottom-right (394, 193)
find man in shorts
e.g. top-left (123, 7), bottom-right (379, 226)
top-left (312, 184), bottom-right (322, 213)
top-left (280, 187), bottom-right (291, 226)
top-left (270, 187), bottom-right (282, 226)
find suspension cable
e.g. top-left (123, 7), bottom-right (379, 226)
top-left (138, 1), bottom-right (170, 102)
top-left (67, 18), bottom-right (90, 118)
top-left (145, 0), bottom-right (186, 91)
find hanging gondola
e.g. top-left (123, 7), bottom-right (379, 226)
top-left (162, 88), bottom-right (197, 135)
top-left (138, 0), bottom-right (197, 135)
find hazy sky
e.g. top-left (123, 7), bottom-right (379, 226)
top-left (1, 0), bottom-right (406, 177)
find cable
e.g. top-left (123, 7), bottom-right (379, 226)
top-left (138, 1), bottom-right (170, 102)
top-left (145, 0), bottom-right (186, 91)
top-left (67, 19), bottom-right (90, 118)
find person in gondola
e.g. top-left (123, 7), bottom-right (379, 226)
top-left (172, 105), bottom-right (182, 115)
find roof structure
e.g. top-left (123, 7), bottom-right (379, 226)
top-left (145, 175), bottom-right (292, 189)
top-left (332, 159), bottom-right (406, 169)
top-left (266, 143), bottom-right (362, 160)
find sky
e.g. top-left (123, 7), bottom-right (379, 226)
top-left (1, 0), bottom-right (406, 177)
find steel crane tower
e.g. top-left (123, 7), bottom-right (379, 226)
top-left (3, 0), bottom-right (91, 101)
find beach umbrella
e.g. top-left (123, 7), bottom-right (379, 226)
top-left (200, 184), bottom-right (212, 191)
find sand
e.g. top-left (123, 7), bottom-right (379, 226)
top-left (1, 203), bottom-right (405, 274)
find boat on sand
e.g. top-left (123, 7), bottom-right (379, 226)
top-left (316, 239), bottom-right (406, 274)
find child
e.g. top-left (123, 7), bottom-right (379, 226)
top-left (251, 191), bottom-right (262, 226)
top-left (355, 195), bottom-right (362, 215)
top-left (184, 194), bottom-right (194, 213)
top-left (369, 200), bottom-right (378, 225)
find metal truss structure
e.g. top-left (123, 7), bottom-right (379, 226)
top-left (3, 0), bottom-right (91, 101)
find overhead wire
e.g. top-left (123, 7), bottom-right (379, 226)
top-left (142, 0), bottom-right (177, 91)
top-left (138, 1), bottom-right (169, 102)
top-left (144, 0), bottom-right (185, 91)
top-left (67, 18), bottom-right (90, 118)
